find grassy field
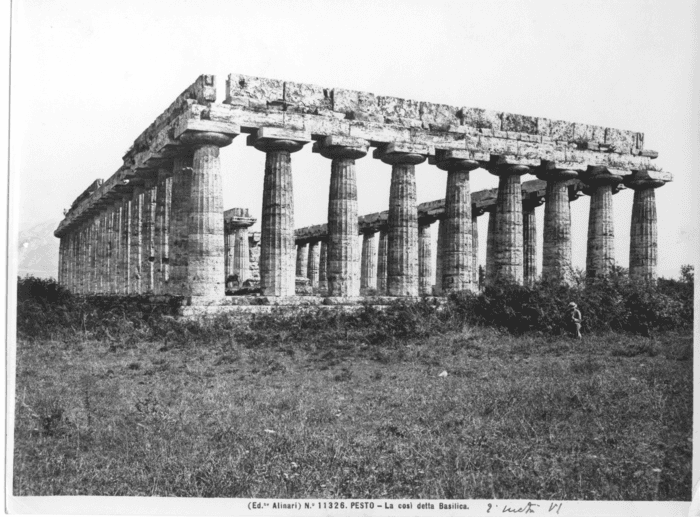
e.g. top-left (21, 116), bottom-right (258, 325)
top-left (12, 312), bottom-right (692, 500)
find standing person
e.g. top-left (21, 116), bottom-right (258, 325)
top-left (566, 302), bottom-right (582, 339)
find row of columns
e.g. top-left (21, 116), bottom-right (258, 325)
top-left (58, 122), bottom-right (665, 298)
top-left (293, 164), bottom-right (664, 295)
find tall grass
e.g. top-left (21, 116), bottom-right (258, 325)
top-left (12, 274), bottom-right (693, 499)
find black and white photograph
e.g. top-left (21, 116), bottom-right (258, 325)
top-left (5, 1), bottom-right (698, 515)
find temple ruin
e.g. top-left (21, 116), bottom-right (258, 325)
top-left (54, 74), bottom-right (672, 313)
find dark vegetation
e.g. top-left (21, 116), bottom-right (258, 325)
top-left (13, 269), bottom-right (694, 499)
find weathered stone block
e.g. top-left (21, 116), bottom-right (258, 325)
top-left (284, 80), bottom-right (333, 113)
top-left (420, 102), bottom-right (460, 129)
top-left (605, 127), bottom-right (637, 149)
top-left (378, 95), bottom-right (421, 121)
top-left (549, 119), bottom-right (574, 141)
top-left (459, 108), bottom-right (502, 130)
top-left (501, 113), bottom-right (538, 134)
top-left (225, 74), bottom-right (284, 104)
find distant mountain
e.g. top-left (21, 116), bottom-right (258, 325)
top-left (18, 219), bottom-right (60, 279)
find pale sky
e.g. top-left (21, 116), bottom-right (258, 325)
top-left (10, 0), bottom-right (699, 279)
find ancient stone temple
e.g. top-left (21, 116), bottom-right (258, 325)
top-left (55, 73), bottom-right (671, 313)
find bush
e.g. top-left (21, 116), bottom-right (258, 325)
top-left (15, 266), bottom-right (694, 345)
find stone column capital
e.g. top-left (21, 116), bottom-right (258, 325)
top-left (313, 136), bottom-right (369, 160)
top-left (179, 130), bottom-right (236, 149)
top-left (431, 149), bottom-right (480, 172)
top-left (535, 164), bottom-right (579, 182)
top-left (579, 166), bottom-right (625, 187)
top-left (487, 160), bottom-right (531, 177)
top-left (247, 127), bottom-right (311, 153)
top-left (373, 142), bottom-right (428, 166)
top-left (623, 169), bottom-right (672, 190)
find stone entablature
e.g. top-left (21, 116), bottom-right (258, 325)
top-left (55, 73), bottom-right (664, 239)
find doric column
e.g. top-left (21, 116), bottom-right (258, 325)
top-left (580, 167), bottom-right (624, 279)
top-left (57, 236), bottom-right (65, 286)
top-left (318, 239), bottom-right (329, 293)
top-left (376, 228), bottom-right (388, 295)
top-left (224, 208), bottom-right (256, 287)
top-left (623, 170), bottom-right (671, 281)
top-left (314, 136), bottom-right (369, 297)
top-left (360, 231), bottom-right (377, 294)
top-left (418, 221), bottom-right (433, 296)
top-left (142, 181), bottom-right (156, 293)
top-left (155, 169), bottom-right (172, 293)
top-left (224, 230), bottom-right (234, 280)
top-left (114, 205), bottom-right (122, 293)
top-left (434, 219), bottom-right (445, 295)
top-left (69, 231), bottom-right (76, 292)
top-left (86, 219), bottom-right (95, 293)
top-left (485, 207), bottom-right (496, 286)
top-left (169, 155), bottom-right (193, 296)
top-left (489, 161), bottom-right (530, 285)
top-left (179, 130), bottom-right (237, 298)
top-left (99, 212), bottom-right (108, 293)
top-left (522, 198), bottom-right (541, 287)
top-left (249, 128), bottom-right (310, 297)
top-left (104, 207), bottom-right (114, 293)
top-left (130, 186), bottom-right (144, 294)
top-left (120, 197), bottom-right (131, 294)
top-left (307, 240), bottom-right (321, 288)
top-left (112, 204), bottom-right (122, 294)
top-left (100, 214), bottom-right (108, 293)
top-left (472, 207), bottom-right (482, 289)
top-left (375, 142), bottom-right (428, 297)
top-left (234, 226), bottom-right (251, 283)
top-left (536, 167), bottom-right (578, 285)
top-left (433, 149), bottom-right (480, 293)
top-left (296, 243), bottom-right (309, 278)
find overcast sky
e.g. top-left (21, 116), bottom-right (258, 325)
top-left (10, 0), bottom-right (699, 279)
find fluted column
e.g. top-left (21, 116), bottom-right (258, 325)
top-left (360, 231), bottom-right (376, 294)
top-left (472, 207), bottom-right (481, 289)
top-left (113, 205), bottom-right (123, 294)
top-left (318, 239), bottom-right (329, 293)
top-left (485, 208), bottom-right (496, 286)
top-left (376, 229), bottom-right (388, 295)
top-left (234, 226), bottom-right (252, 283)
top-left (105, 207), bottom-right (114, 293)
top-left (99, 212), bottom-right (108, 293)
top-left (624, 170), bottom-right (669, 281)
top-left (434, 150), bottom-right (479, 293)
top-left (434, 219), bottom-right (445, 295)
top-left (130, 187), bottom-right (144, 294)
top-left (154, 168), bottom-right (171, 294)
top-left (315, 136), bottom-right (369, 297)
top-left (522, 199), bottom-right (540, 287)
top-left (120, 196), bottom-right (131, 294)
top-left (307, 240), bottom-right (320, 288)
top-left (177, 131), bottom-right (236, 298)
top-left (224, 229), bottom-right (235, 280)
top-left (375, 142), bottom-right (428, 297)
top-left (296, 243), bottom-right (309, 278)
top-left (418, 222), bottom-right (433, 296)
top-left (140, 182), bottom-right (156, 293)
top-left (581, 168), bottom-right (623, 279)
top-left (250, 128), bottom-right (310, 297)
top-left (489, 162), bottom-right (529, 285)
top-left (535, 168), bottom-right (577, 285)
